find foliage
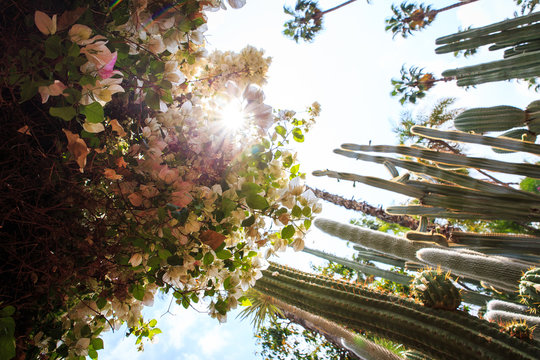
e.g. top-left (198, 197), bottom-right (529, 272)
top-left (515, 0), bottom-right (539, 14)
top-left (390, 66), bottom-right (446, 105)
top-left (283, 0), bottom-right (323, 43)
top-left (256, 318), bottom-right (353, 360)
top-left (385, 2), bottom-right (435, 38)
top-left (393, 98), bottom-right (461, 147)
top-left (0, 0), bottom-right (322, 358)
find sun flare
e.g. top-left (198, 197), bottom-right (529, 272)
top-left (221, 102), bottom-right (247, 132)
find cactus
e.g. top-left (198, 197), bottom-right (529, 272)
top-left (255, 263), bottom-right (540, 360)
top-left (314, 170), bottom-right (540, 222)
top-left (266, 295), bottom-right (403, 360)
top-left (450, 232), bottom-right (540, 255)
top-left (403, 350), bottom-right (433, 360)
top-left (405, 231), bottom-right (448, 246)
top-left (302, 247), bottom-right (413, 286)
top-left (484, 310), bottom-right (540, 332)
top-left (353, 246), bottom-right (407, 268)
top-left (410, 125), bottom-right (540, 155)
top-left (436, 12), bottom-right (540, 46)
top-left (520, 267), bottom-right (540, 313)
top-left (433, 13), bottom-right (540, 86)
top-left (410, 269), bottom-right (462, 310)
top-left (416, 248), bottom-right (529, 292)
top-left (314, 218), bottom-right (438, 263)
top-left (339, 143), bottom-right (540, 178)
top-left (488, 300), bottom-right (531, 315)
top-left (453, 106), bottom-right (526, 133)
top-left (492, 129), bottom-right (537, 154)
top-left (333, 148), bottom-right (536, 197)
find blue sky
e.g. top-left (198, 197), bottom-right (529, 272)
top-left (100, 1), bottom-right (539, 358)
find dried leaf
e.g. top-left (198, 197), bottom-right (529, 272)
top-left (62, 129), bottom-right (89, 172)
top-left (17, 125), bottom-right (31, 135)
top-left (57, 7), bottom-right (88, 31)
top-left (104, 168), bottom-right (123, 180)
top-left (83, 121), bottom-right (105, 133)
top-left (110, 119), bottom-right (127, 137)
top-left (200, 230), bottom-right (226, 250)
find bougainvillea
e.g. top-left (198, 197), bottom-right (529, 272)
top-left (1, 1), bottom-right (320, 358)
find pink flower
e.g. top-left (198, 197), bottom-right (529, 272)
top-left (38, 80), bottom-right (67, 103)
top-left (98, 52), bottom-right (117, 79)
top-left (80, 41), bottom-right (114, 68)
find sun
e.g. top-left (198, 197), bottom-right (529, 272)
top-left (221, 102), bottom-right (247, 132)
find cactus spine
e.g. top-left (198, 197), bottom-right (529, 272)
top-left (415, 248), bottom-right (529, 292)
top-left (255, 263), bottom-right (540, 360)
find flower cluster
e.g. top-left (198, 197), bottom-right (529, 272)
top-left (8, 1), bottom-right (320, 358)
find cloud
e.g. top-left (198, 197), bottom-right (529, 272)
top-left (196, 324), bottom-right (231, 356)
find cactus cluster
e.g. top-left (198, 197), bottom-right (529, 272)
top-left (449, 101), bottom-right (540, 155)
top-left (255, 262), bottom-right (540, 360)
top-left (436, 12), bottom-right (540, 86)
top-left (503, 321), bottom-right (535, 342)
top-left (520, 267), bottom-right (540, 313)
top-left (410, 269), bottom-right (461, 310)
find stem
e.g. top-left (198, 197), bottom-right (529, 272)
top-left (430, 0), bottom-right (479, 17)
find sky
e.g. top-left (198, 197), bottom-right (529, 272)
top-left (100, 1), bottom-right (539, 359)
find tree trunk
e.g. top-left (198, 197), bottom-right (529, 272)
top-left (315, 0), bottom-right (358, 19)
top-left (306, 185), bottom-right (419, 229)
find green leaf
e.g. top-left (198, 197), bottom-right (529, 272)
top-left (148, 319), bottom-right (157, 327)
top-left (292, 128), bottom-right (304, 142)
top-left (44, 35), bottom-right (62, 59)
top-left (88, 348), bottom-right (98, 360)
top-left (63, 88), bottom-right (81, 104)
top-left (304, 219), bottom-right (312, 230)
top-left (167, 255), bottom-right (183, 266)
top-left (145, 90), bottom-right (160, 110)
top-left (281, 225), bottom-right (295, 239)
top-left (247, 250), bottom-right (257, 258)
top-left (302, 206), bottom-right (311, 217)
top-left (96, 297), bottom-right (107, 310)
top-left (49, 106), bottom-right (76, 121)
top-left (131, 284), bottom-right (145, 301)
top-left (241, 215), bottom-right (255, 227)
top-left (68, 43), bottom-right (80, 57)
top-left (91, 338), bottom-right (104, 351)
top-left (81, 325), bottom-right (92, 338)
top-left (239, 297), bottom-right (252, 306)
top-left (203, 252), bottom-right (214, 266)
top-left (290, 164), bottom-right (300, 174)
top-left (246, 194), bottom-right (269, 210)
top-left (216, 250), bottom-right (232, 260)
top-left (81, 102), bottom-right (104, 123)
top-left (223, 276), bottom-right (232, 290)
top-left (275, 125), bottom-right (286, 137)
top-left (241, 182), bottom-right (261, 195)
top-left (0, 306), bottom-right (15, 317)
top-left (291, 205), bottom-right (302, 218)
top-left (221, 198), bottom-right (237, 217)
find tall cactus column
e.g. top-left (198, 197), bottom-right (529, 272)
top-left (254, 263), bottom-right (540, 360)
